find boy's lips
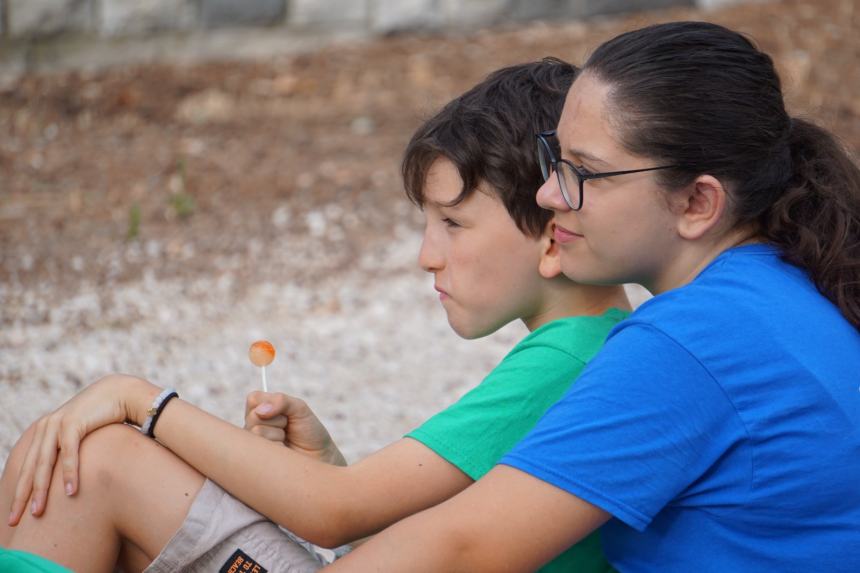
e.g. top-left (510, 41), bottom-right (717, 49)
top-left (434, 285), bottom-right (449, 301)
top-left (553, 223), bottom-right (584, 244)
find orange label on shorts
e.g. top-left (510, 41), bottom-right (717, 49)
top-left (219, 548), bottom-right (268, 573)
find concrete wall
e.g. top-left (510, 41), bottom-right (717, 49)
top-left (1, 0), bottom-right (752, 39)
top-left (0, 0), bottom-right (754, 76)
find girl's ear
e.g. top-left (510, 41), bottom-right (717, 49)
top-left (538, 229), bottom-right (562, 279)
top-left (676, 174), bottom-right (730, 240)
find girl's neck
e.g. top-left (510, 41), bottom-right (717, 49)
top-left (648, 227), bottom-right (758, 295)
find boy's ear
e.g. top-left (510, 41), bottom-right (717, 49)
top-left (675, 174), bottom-right (729, 240)
top-left (538, 231), bottom-right (562, 279)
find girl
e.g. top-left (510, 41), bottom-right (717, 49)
top-left (322, 20), bottom-right (860, 572)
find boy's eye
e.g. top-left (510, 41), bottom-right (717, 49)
top-left (442, 217), bottom-right (462, 228)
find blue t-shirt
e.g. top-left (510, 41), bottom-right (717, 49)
top-left (502, 245), bottom-right (860, 572)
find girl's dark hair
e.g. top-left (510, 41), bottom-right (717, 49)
top-left (584, 21), bottom-right (860, 328)
top-left (402, 57), bottom-right (578, 238)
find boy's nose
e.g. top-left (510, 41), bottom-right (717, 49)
top-left (536, 173), bottom-right (570, 212)
top-left (418, 237), bottom-right (443, 273)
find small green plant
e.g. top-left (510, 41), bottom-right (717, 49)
top-left (127, 203), bottom-right (141, 240)
top-left (176, 158), bottom-right (187, 182)
top-left (167, 158), bottom-right (195, 220)
top-left (169, 192), bottom-right (196, 219)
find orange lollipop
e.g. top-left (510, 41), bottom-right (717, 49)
top-left (249, 340), bottom-right (276, 391)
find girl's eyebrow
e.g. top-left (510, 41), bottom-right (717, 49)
top-left (565, 146), bottom-right (610, 167)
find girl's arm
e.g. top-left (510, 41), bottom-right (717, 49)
top-left (9, 374), bottom-right (472, 547)
top-left (325, 465), bottom-right (610, 572)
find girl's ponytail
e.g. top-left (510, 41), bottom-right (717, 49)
top-left (763, 118), bottom-right (860, 329)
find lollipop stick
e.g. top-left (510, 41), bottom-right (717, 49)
top-left (261, 366), bottom-right (268, 392)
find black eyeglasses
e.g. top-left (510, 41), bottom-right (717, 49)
top-left (536, 130), bottom-right (680, 210)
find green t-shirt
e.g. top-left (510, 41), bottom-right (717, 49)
top-left (0, 549), bottom-right (72, 573)
top-left (406, 308), bottom-right (628, 573)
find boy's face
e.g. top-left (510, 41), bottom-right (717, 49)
top-left (418, 158), bottom-right (549, 339)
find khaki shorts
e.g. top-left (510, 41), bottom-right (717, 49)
top-left (145, 479), bottom-right (326, 573)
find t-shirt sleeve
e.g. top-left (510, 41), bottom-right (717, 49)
top-left (407, 342), bottom-right (587, 481)
top-left (501, 323), bottom-right (743, 531)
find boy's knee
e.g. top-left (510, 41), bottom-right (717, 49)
top-left (77, 424), bottom-right (180, 493)
top-left (2, 423), bottom-right (143, 487)
top-left (79, 424), bottom-right (147, 472)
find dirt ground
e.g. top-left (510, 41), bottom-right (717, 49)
top-left (1, 0), bottom-right (858, 465)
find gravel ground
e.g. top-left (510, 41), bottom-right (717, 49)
top-left (2, 0), bottom-right (858, 467)
top-left (0, 224), bottom-right (532, 464)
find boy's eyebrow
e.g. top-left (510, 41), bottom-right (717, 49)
top-left (428, 197), bottom-right (465, 209)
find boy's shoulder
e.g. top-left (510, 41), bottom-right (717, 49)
top-left (509, 307), bottom-right (630, 365)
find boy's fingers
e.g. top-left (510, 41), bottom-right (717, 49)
top-left (244, 410), bottom-right (265, 430)
top-left (245, 391), bottom-right (266, 415)
top-left (246, 392), bottom-right (308, 423)
top-left (278, 395), bottom-right (312, 419)
top-left (247, 411), bottom-right (287, 428)
top-left (261, 414), bottom-right (288, 427)
top-left (253, 402), bottom-right (279, 418)
top-left (9, 477), bottom-right (30, 525)
top-left (9, 422), bottom-right (45, 526)
top-left (263, 393), bottom-right (310, 419)
top-left (31, 419), bottom-right (62, 516)
top-left (244, 410), bottom-right (280, 430)
top-left (246, 391), bottom-right (286, 416)
top-left (250, 425), bottom-right (286, 443)
top-left (59, 430), bottom-right (81, 497)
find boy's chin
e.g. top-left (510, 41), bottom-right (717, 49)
top-left (447, 316), bottom-right (505, 341)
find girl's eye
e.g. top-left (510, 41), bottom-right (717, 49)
top-left (442, 217), bottom-right (461, 228)
top-left (575, 164), bottom-right (594, 177)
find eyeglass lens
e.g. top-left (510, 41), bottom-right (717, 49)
top-left (537, 134), bottom-right (579, 209)
top-left (537, 138), bottom-right (552, 181)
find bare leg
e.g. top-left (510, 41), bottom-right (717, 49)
top-left (0, 423), bottom-right (205, 573)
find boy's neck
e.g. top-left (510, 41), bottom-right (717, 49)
top-left (522, 284), bottom-right (631, 332)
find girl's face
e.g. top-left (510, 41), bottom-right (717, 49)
top-left (536, 73), bottom-right (684, 294)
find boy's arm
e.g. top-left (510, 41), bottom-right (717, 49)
top-left (157, 399), bottom-right (472, 546)
top-left (12, 375), bottom-right (472, 548)
top-left (324, 465), bottom-right (610, 572)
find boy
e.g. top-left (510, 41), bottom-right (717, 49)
top-left (1, 58), bottom-right (629, 573)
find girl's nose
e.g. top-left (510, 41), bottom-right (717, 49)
top-left (536, 172), bottom-right (570, 212)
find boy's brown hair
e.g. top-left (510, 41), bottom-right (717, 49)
top-left (402, 57), bottom-right (578, 237)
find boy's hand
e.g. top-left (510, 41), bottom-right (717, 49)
top-left (244, 392), bottom-right (347, 466)
top-left (8, 373), bottom-right (160, 526)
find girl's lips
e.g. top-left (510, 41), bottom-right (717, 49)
top-left (553, 224), bottom-right (583, 244)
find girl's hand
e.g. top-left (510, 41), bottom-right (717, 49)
top-left (244, 392), bottom-right (347, 466)
top-left (7, 374), bottom-right (160, 526)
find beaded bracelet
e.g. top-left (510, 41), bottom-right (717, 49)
top-left (140, 388), bottom-right (179, 438)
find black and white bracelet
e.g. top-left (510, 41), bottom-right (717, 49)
top-left (140, 387), bottom-right (179, 438)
